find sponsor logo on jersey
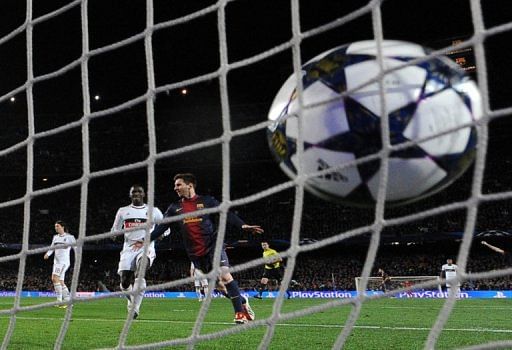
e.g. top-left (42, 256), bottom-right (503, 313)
top-left (196, 203), bottom-right (204, 209)
top-left (124, 218), bottom-right (147, 228)
top-left (183, 217), bottom-right (202, 224)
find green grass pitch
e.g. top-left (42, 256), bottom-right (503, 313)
top-left (0, 297), bottom-right (511, 349)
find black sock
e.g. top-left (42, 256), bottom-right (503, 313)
top-left (258, 284), bottom-right (266, 296)
top-left (225, 280), bottom-right (243, 312)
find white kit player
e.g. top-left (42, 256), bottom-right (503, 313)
top-left (44, 221), bottom-right (76, 307)
top-left (112, 185), bottom-right (169, 319)
top-left (441, 258), bottom-right (460, 295)
top-left (190, 262), bottom-right (209, 301)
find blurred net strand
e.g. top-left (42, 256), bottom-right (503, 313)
top-left (426, 0), bottom-right (491, 349)
top-left (1, 0), bottom-right (35, 348)
top-left (333, 3), bottom-right (387, 349)
top-left (185, 1), bottom-right (232, 348)
top-left (257, 0), bottom-right (307, 348)
top-left (54, 0), bottom-right (93, 347)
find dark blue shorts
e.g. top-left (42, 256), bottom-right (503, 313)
top-left (191, 248), bottom-right (230, 274)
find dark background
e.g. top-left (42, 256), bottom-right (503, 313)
top-left (0, 0), bottom-right (511, 254)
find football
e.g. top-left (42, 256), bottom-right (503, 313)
top-left (267, 40), bottom-right (482, 206)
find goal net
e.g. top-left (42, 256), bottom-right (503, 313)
top-left (1, 0), bottom-right (511, 349)
top-left (354, 276), bottom-right (442, 295)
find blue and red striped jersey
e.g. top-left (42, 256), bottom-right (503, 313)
top-left (150, 194), bottom-right (245, 259)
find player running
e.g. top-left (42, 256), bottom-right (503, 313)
top-left (112, 184), bottom-right (169, 319)
top-left (254, 241), bottom-right (291, 299)
top-left (44, 221), bottom-right (76, 307)
top-left (134, 173), bottom-right (263, 324)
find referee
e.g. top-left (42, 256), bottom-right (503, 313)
top-left (254, 241), bottom-right (291, 299)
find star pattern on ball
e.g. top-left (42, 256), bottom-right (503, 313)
top-left (307, 94), bottom-right (426, 181)
top-left (268, 41), bottom-right (480, 206)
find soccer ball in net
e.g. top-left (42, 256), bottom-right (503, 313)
top-left (267, 40), bottom-right (482, 207)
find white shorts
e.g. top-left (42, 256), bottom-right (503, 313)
top-left (193, 274), bottom-right (208, 288)
top-left (118, 246), bottom-right (156, 274)
top-left (191, 262), bottom-right (208, 287)
top-left (52, 263), bottom-right (70, 280)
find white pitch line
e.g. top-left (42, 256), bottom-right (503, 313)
top-left (3, 316), bottom-right (512, 334)
top-left (4, 303), bottom-right (509, 310)
top-left (377, 305), bottom-right (512, 310)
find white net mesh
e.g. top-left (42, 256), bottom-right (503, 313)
top-left (1, 0), bottom-right (512, 349)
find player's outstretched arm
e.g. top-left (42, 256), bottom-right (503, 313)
top-left (242, 224), bottom-right (264, 234)
top-left (481, 241), bottom-right (505, 255)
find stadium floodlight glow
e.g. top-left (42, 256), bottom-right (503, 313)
top-left (9, 97), bottom-right (15, 102)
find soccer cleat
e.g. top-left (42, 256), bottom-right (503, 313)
top-left (234, 312), bottom-right (248, 324)
top-left (253, 294), bottom-right (262, 299)
top-left (132, 311), bottom-right (139, 320)
top-left (242, 295), bottom-right (255, 321)
top-left (59, 305), bottom-right (68, 309)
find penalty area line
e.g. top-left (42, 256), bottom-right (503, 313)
top-left (3, 316), bottom-right (512, 334)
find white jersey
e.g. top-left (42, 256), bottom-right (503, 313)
top-left (46, 233), bottom-right (76, 265)
top-left (441, 263), bottom-right (459, 286)
top-left (111, 204), bottom-right (163, 251)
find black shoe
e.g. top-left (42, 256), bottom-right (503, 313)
top-left (254, 295), bottom-right (262, 299)
top-left (133, 311), bottom-right (139, 320)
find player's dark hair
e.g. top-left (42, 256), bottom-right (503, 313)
top-left (55, 220), bottom-right (67, 232)
top-left (174, 173), bottom-right (197, 187)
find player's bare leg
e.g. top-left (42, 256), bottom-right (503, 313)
top-left (216, 280), bottom-right (228, 297)
top-left (255, 277), bottom-right (268, 299)
top-left (220, 267), bottom-right (254, 324)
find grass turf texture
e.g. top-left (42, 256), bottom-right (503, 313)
top-left (0, 297), bottom-right (511, 349)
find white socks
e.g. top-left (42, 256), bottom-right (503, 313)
top-left (54, 284), bottom-right (63, 302)
top-left (132, 278), bottom-right (146, 314)
top-left (62, 285), bottom-right (70, 301)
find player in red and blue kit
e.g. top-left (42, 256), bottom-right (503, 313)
top-left (139, 173), bottom-right (264, 324)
